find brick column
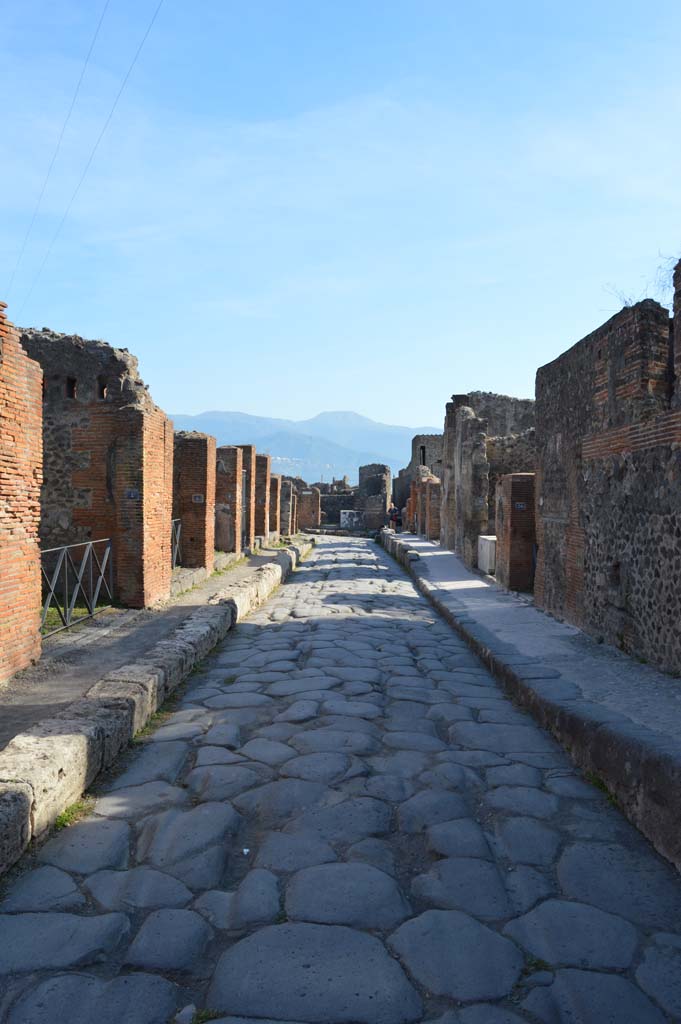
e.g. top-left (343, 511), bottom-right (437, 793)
top-left (215, 445), bottom-right (243, 555)
top-left (255, 453), bottom-right (271, 540)
top-left (0, 302), bottom-right (42, 682)
top-left (297, 487), bottom-right (321, 529)
top-left (238, 445), bottom-right (257, 550)
top-left (495, 473), bottom-right (536, 592)
top-left (173, 431), bottom-right (216, 571)
top-left (425, 480), bottom-right (441, 540)
top-left (269, 474), bottom-right (282, 539)
top-left (280, 481), bottom-right (294, 535)
top-left (292, 493), bottom-right (299, 534)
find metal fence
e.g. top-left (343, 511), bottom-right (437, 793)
top-left (41, 538), bottom-right (113, 636)
top-left (171, 518), bottom-right (182, 569)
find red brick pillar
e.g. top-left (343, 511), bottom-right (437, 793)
top-left (255, 454), bottom-right (271, 541)
top-left (495, 473), bottom-right (536, 592)
top-left (215, 445), bottom-right (243, 555)
top-left (173, 432), bottom-right (216, 571)
top-left (292, 493), bottom-right (299, 534)
top-left (426, 480), bottom-right (441, 540)
top-left (0, 302), bottom-right (43, 682)
top-left (238, 445), bottom-right (257, 550)
top-left (297, 487), bottom-right (321, 529)
top-left (269, 474), bottom-right (282, 539)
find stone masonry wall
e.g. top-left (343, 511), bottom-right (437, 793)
top-left (20, 328), bottom-right (173, 608)
top-left (453, 407), bottom-right (490, 568)
top-left (215, 445), bottom-right (243, 555)
top-left (394, 434), bottom-right (444, 508)
top-left (297, 487), bottom-right (321, 530)
top-left (0, 302), bottom-right (42, 682)
top-left (425, 480), bottom-right (441, 541)
top-left (486, 428), bottom-right (537, 526)
top-left (255, 454), bottom-right (271, 540)
top-left (238, 445), bottom-right (257, 550)
top-left (321, 492), bottom-right (356, 524)
top-left (269, 474), bottom-right (281, 539)
top-left (535, 295), bottom-right (681, 673)
top-left (495, 473), bottom-right (536, 592)
top-left (173, 432), bottom-right (216, 571)
top-left (357, 463), bottom-right (391, 530)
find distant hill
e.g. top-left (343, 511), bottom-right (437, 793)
top-left (170, 410), bottom-right (441, 484)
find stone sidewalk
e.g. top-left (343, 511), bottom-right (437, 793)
top-left (381, 531), bottom-right (681, 870)
top-left (1, 536), bottom-right (681, 1022)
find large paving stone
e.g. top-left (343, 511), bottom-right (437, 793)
top-left (286, 862), bottom-right (410, 929)
top-left (285, 797), bottom-right (391, 843)
top-left (186, 764), bottom-right (266, 801)
top-left (521, 968), bottom-right (666, 1023)
top-left (485, 786), bottom-right (559, 819)
top-left (136, 803), bottom-right (241, 872)
top-left (370, 751), bottom-right (430, 778)
top-left (0, 911), bottom-right (129, 972)
top-left (126, 908), bottom-right (212, 970)
top-left (0, 865), bottom-right (84, 912)
top-left (486, 763), bottom-right (542, 787)
top-left (557, 841), bottom-right (681, 929)
top-left (107, 740), bottom-right (188, 789)
top-left (6, 973), bottom-right (178, 1024)
top-left (364, 774), bottom-right (415, 802)
top-left (239, 738), bottom-right (296, 766)
top-left (505, 864), bottom-right (554, 913)
top-left (504, 899), bottom-right (638, 969)
top-left (94, 781), bottom-right (188, 819)
top-left (202, 723), bottom-right (242, 748)
top-left (281, 752), bottom-right (353, 783)
top-left (459, 1008), bottom-right (527, 1024)
top-left (149, 722), bottom-right (204, 742)
top-left (195, 746), bottom-right (246, 767)
top-left (38, 818), bottom-right (130, 874)
top-left (208, 922), bottom-right (422, 1023)
top-left (347, 837), bottom-right (396, 875)
top-left (233, 779), bottom-right (338, 827)
top-left (427, 819), bottom-right (491, 859)
top-left (193, 888), bottom-right (234, 928)
top-left (382, 731), bottom-right (446, 752)
top-left (276, 700), bottom-right (319, 722)
top-left (291, 728), bottom-right (380, 756)
top-left (267, 677), bottom-right (339, 696)
top-left (255, 832), bottom-right (337, 872)
top-left (398, 790), bottom-right (468, 832)
top-left (84, 866), bottom-right (192, 910)
top-left (449, 722), bottom-right (557, 754)
top-left (230, 868), bottom-right (280, 927)
top-left (388, 909), bottom-right (523, 1001)
top-left (322, 699), bottom-right (382, 718)
top-left (412, 857), bottom-right (511, 919)
top-left (636, 936), bottom-right (681, 1018)
top-left (204, 693), bottom-right (274, 708)
top-left (496, 818), bottom-right (560, 865)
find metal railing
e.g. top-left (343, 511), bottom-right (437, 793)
top-left (41, 538), bottom-right (113, 636)
top-left (171, 518), bottom-right (182, 569)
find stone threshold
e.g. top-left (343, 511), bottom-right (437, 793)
top-left (0, 538), bottom-right (314, 877)
top-left (381, 530), bottom-right (681, 872)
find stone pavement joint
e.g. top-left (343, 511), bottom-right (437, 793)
top-left (0, 536), bottom-right (679, 1023)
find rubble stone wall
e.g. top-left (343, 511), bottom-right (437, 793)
top-left (0, 303), bottom-right (42, 682)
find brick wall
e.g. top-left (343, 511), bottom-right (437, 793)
top-left (280, 480), bottom-right (295, 536)
top-left (291, 493), bottom-right (299, 534)
top-left (486, 429), bottom-right (536, 526)
top-left (255, 454), bottom-right (271, 540)
top-left (238, 445), bottom-right (257, 550)
top-left (20, 329), bottom-right (174, 609)
top-left (425, 480), bottom-right (441, 541)
top-left (0, 302), bottom-right (42, 682)
top-left (297, 487), bottom-right (321, 529)
top-left (535, 297), bottom-right (681, 673)
top-left (269, 473), bottom-right (281, 538)
top-left (215, 445), bottom-right (243, 555)
top-left (495, 473), bottom-right (535, 591)
top-left (173, 431), bottom-right (216, 571)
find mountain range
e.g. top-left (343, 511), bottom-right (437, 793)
top-left (170, 410), bottom-right (442, 484)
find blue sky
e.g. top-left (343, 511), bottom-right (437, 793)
top-left (2, 1), bottom-right (680, 426)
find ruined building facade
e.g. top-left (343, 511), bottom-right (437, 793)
top-left (535, 287), bottom-right (681, 674)
top-left (394, 434), bottom-right (443, 510)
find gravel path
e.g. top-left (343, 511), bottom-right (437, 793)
top-left (2, 537), bottom-right (681, 1023)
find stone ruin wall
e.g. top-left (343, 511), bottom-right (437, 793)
top-left (321, 491), bottom-right (355, 524)
top-left (357, 463), bottom-right (391, 530)
top-left (19, 328), bottom-right (173, 608)
top-left (535, 288), bottom-right (681, 674)
top-left (0, 303), bottom-right (42, 682)
top-left (297, 487), bottom-right (322, 530)
top-left (394, 434), bottom-right (443, 509)
top-left (486, 428), bottom-right (537, 526)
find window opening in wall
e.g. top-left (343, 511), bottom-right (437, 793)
top-left (65, 376), bottom-right (77, 399)
top-left (419, 445), bottom-right (426, 465)
top-left (97, 376), bottom-right (108, 400)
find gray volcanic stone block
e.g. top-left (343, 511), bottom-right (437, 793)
top-left (255, 832), bottom-right (337, 872)
top-left (505, 864), bottom-right (554, 913)
top-left (0, 782), bottom-right (32, 875)
top-left (282, 753), bottom-right (353, 783)
top-left (449, 723), bottom-right (557, 754)
top-left (0, 865), bottom-right (84, 912)
top-left (207, 922), bottom-right (422, 1023)
top-left (485, 785), bottom-right (559, 819)
top-left (202, 723), bottom-right (242, 748)
top-left (94, 781), bottom-right (188, 818)
top-left (0, 911), bottom-right (129, 972)
top-left (291, 728), bottom-right (380, 756)
top-left (522, 968), bottom-right (665, 1023)
top-left (285, 797), bottom-right (391, 843)
top-left (347, 838), bottom-right (396, 875)
top-left (107, 740), bottom-right (188, 789)
top-left (504, 899), bottom-right (638, 969)
top-left (496, 818), bottom-right (560, 865)
top-left (412, 857), bottom-right (511, 920)
top-left (84, 866), bottom-right (192, 910)
top-left (557, 842), bottom-right (681, 929)
top-left (388, 909), bottom-right (523, 1001)
top-left (193, 889), bottom-right (234, 928)
top-left (186, 764), bottom-right (265, 801)
top-left (230, 868), bottom-right (280, 928)
top-left (276, 699), bottom-right (319, 722)
top-left (286, 863), bottom-right (409, 929)
top-left (459, 1008), bottom-right (527, 1024)
top-left (6, 973), bottom-right (178, 1024)
top-left (239, 738), bottom-right (295, 765)
top-left (636, 937), bottom-right (681, 1018)
top-left (126, 908), bottom-right (211, 970)
top-left (136, 803), bottom-right (240, 873)
top-left (38, 818), bottom-right (130, 874)
top-left (233, 779), bottom-right (337, 826)
top-left (427, 819), bottom-right (491, 859)
top-left (398, 790), bottom-right (468, 832)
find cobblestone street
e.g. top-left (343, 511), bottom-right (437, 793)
top-left (2, 537), bottom-right (681, 1023)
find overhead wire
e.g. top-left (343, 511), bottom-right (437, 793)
top-left (16, 0), bottom-right (165, 319)
top-left (5, 0), bottom-right (111, 299)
